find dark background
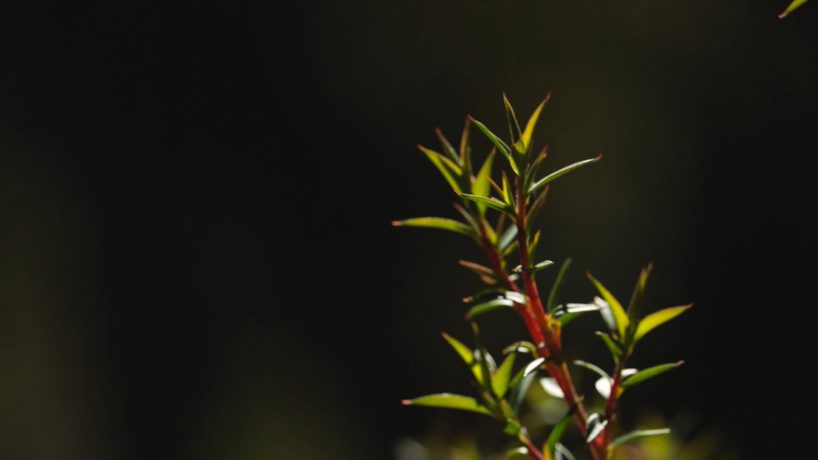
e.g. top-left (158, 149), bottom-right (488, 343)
top-left (2, 1), bottom-right (816, 459)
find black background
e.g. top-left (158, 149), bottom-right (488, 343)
top-left (2, 1), bottom-right (817, 459)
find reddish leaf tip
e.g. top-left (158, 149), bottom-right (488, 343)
top-left (391, 220), bottom-right (403, 227)
top-left (594, 153), bottom-right (604, 161)
top-left (466, 114), bottom-right (475, 122)
top-left (778, 11), bottom-right (788, 18)
top-left (675, 360), bottom-right (686, 366)
top-left (401, 399), bottom-right (412, 406)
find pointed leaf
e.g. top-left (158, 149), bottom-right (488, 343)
top-left (546, 413), bottom-right (572, 456)
top-left (498, 224), bottom-right (518, 251)
top-left (523, 357), bottom-right (546, 377)
top-left (610, 428), bottom-right (671, 449)
top-left (595, 331), bottom-right (623, 363)
top-left (596, 369), bottom-right (635, 399)
top-left (635, 305), bottom-right (692, 341)
top-left (512, 259), bottom-right (554, 274)
top-left (521, 95), bottom-right (548, 154)
top-left (466, 298), bottom-right (515, 319)
top-left (473, 152), bottom-right (496, 215)
top-left (528, 156), bottom-right (601, 195)
top-left (780, 0), bottom-right (808, 18)
top-left (419, 145), bottom-right (463, 193)
top-left (402, 393), bottom-right (493, 416)
top-left (459, 117), bottom-right (472, 173)
top-left (434, 127), bottom-right (461, 164)
top-left (587, 273), bottom-right (629, 338)
top-left (442, 333), bottom-right (484, 385)
top-left (539, 377), bottom-right (565, 399)
top-left (501, 172), bottom-right (513, 205)
top-left (502, 341), bottom-right (537, 355)
top-left (492, 352), bottom-right (517, 397)
top-left (621, 361), bottom-right (684, 389)
top-left (574, 360), bottom-right (610, 380)
top-left (459, 193), bottom-right (515, 215)
top-left (554, 302), bottom-right (601, 326)
top-left (547, 259), bottom-right (572, 313)
top-left (392, 217), bottom-right (475, 238)
top-left (627, 263), bottom-right (653, 323)
top-left (502, 93), bottom-right (523, 144)
top-left (509, 368), bottom-right (537, 411)
top-left (554, 443), bottom-right (575, 460)
top-left (585, 413), bottom-right (608, 443)
top-left (469, 117), bottom-right (520, 175)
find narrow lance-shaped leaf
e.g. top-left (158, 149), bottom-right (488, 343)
top-left (610, 428), bottom-right (671, 449)
top-left (780, 0), bottom-right (808, 18)
top-left (460, 193), bottom-right (515, 215)
top-left (627, 263), bottom-right (653, 323)
top-left (585, 413), bottom-right (608, 443)
top-left (472, 151), bottom-right (496, 216)
top-left (513, 259), bottom-right (554, 273)
top-left (621, 361), bottom-right (684, 389)
top-left (434, 127), bottom-right (461, 164)
top-left (392, 217), bottom-right (475, 238)
top-left (492, 351), bottom-right (517, 397)
top-left (595, 331), bottom-right (623, 363)
top-left (587, 273), bottom-right (629, 338)
top-left (402, 393), bottom-right (493, 416)
top-left (469, 116), bottom-right (520, 175)
top-left (459, 116), bottom-right (472, 174)
top-left (466, 298), bottom-right (515, 319)
top-left (547, 259), bottom-right (572, 313)
top-left (442, 333), bottom-right (484, 385)
top-left (521, 94), bottom-right (549, 154)
top-left (419, 145), bottom-right (463, 193)
top-left (498, 224), bottom-right (518, 251)
top-left (528, 155), bottom-right (602, 195)
top-left (502, 93), bottom-right (523, 147)
top-left (502, 340), bottom-right (537, 355)
top-left (546, 412), bottom-right (572, 456)
top-left (554, 302), bottom-right (601, 326)
top-left (635, 304), bottom-right (692, 341)
top-left (574, 360), bottom-right (610, 380)
top-left (554, 444), bottom-right (575, 460)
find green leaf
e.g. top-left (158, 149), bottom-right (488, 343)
top-left (523, 357), bottom-right (546, 377)
top-left (780, 0), bottom-right (808, 18)
top-left (521, 95), bottom-right (548, 154)
top-left (509, 369), bottom-right (537, 412)
top-left (434, 127), bottom-right (461, 164)
top-left (502, 341), bottom-right (537, 355)
top-left (547, 259), bottom-right (572, 313)
top-left (528, 155), bottom-right (601, 195)
top-left (442, 333), bottom-right (485, 385)
top-left (419, 145), bottom-right (463, 193)
top-left (513, 259), bottom-right (554, 274)
top-left (587, 273), bottom-right (629, 338)
top-left (459, 193), bottom-right (515, 215)
top-left (492, 352), bottom-right (517, 397)
top-left (610, 428), bottom-right (671, 449)
top-left (595, 331), bottom-right (623, 363)
top-left (469, 117), bottom-right (520, 175)
top-left (546, 413), bottom-right (571, 456)
top-left (526, 186), bottom-right (550, 232)
top-left (466, 298), bottom-right (515, 319)
top-left (621, 361), bottom-right (684, 389)
top-left (473, 152), bottom-right (496, 216)
top-left (554, 444), bottom-right (575, 460)
top-left (502, 93), bottom-right (523, 146)
top-left (402, 393), bottom-right (493, 416)
top-left (574, 360), bottom-right (610, 380)
top-left (501, 172), bottom-right (513, 205)
top-left (553, 302), bottom-right (601, 326)
top-left (506, 447), bottom-right (529, 459)
top-left (392, 217), bottom-right (475, 238)
top-left (635, 305), bottom-right (692, 341)
top-left (498, 224), bottom-right (518, 251)
top-left (459, 117), bottom-right (473, 173)
top-left (627, 263), bottom-right (652, 323)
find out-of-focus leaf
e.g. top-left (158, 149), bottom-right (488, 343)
top-left (469, 117), bottom-right (520, 175)
top-left (554, 302), bottom-right (601, 326)
top-left (501, 172), bottom-right (513, 206)
top-left (587, 273), bottom-right (629, 338)
top-left (492, 352), bottom-right (517, 397)
top-left (528, 230), bottom-right (542, 260)
top-left (442, 333), bottom-right (485, 385)
top-left (521, 95), bottom-right (549, 154)
top-left (513, 259), bottom-right (554, 274)
top-left (392, 217), bottom-right (475, 238)
top-left (473, 152), bottom-right (496, 216)
top-left (595, 331), bottom-right (622, 363)
top-left (458, 260), bottom-right (496, 284)
top-left (526, 185), bottom-right (549, 232)
top-left (459, 117), bottom-right (472, 173)
top-left (585, 413), bottom-right (608, 443)
top-left (621, 361), bottom-right (684, 389)
top-left (574, 360), bottom-right (610, 380)
top-left (539, 377), bottom-right (565, 399)
top-left (402, 393), bottom-right (493, 416)
top-left (466, 298), bottom-right (515, 319)
top-left (595, 369), bottom-right (636, 399)
top-left (635, 305), bottom-right (692, 341)
top-left (610, 428), bottom-right (671, 449)
top-left (528, 156), bottom-right (601, 195)
top-left (506, 447), bottom-right (529, 459)
top-left (510, 368), bottom-right (537, 411)
top-left (503, 291), bottom-right (527, 304)
top-left (546, 412), bottom-right (571, 455)
top-left (780, 0), bottom-right (808, 18)
top-left (460, 193), bottom-right (515, 215)
top-left (499, 224), bottom-right (518, 251)
top-left (503, 341), bottom-right (537, 355)
top-left (554, 443), bottom-right (575, 460)
top-left (627, 264), bottom-right (652, 323)
top-left (502, 93), bottom-right (523, 146)
top-left (547, 259), bottom-right (572, 313)
top-left (419, 145), bottom-right (463, 193)
top-left (434, 127), bottom-right (461, 164)
top-left (523, 357), bottom-right (546, 377)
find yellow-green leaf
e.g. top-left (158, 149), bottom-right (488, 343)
top-left (473, 152), bottom-right (496, 216)
top-left (419, 145), bottom-right (462, 194)
top-left (528, 156), bottom-right (601, 195)
top-left (469, 117), bottom-right (519, 175)
top-left (610, 428), bottom-right (671, 449)
top-left (621, 361), bottom-right (684, 389)
top-left (780, 0), bottom-right (808, 18)
top-left (392, 217), bottom-right (475, 238)
top-left (442, 333), bottom-right (485, 385)
top-left (635, 305), bottom-right (692, 341)
top-left (521, 95), bottom-right (549, 154)
top-left (460, 193), bottom-right (515, 215)
top-left (492, 352), bottom-right (517, 397)
top-left (587, 273), bottom-right (629, 338)
top-left (402, 393), bottom-right (493, 416)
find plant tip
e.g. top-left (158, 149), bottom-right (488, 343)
top-left (391, 220), bottom-right (402, 227)
top-left (401, 399), bottom-right (412, 406)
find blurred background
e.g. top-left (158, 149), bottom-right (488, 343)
top-left (2, 1), bottom-right (817, 458)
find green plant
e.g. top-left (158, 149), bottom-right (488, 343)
top-left (394, 95), bottom-right (691, 460)
top-left (780, 0), bottom-right (808, 18)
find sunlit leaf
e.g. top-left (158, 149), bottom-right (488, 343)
top-left (501, 172), bottom-right (513, 206)
top-left (780, 0), bottom-right (808, 18)
top-left (554, 443), bottom-right (575, 460)
top-left (460, 193), bottom-right (515, 215)
top-left (585, 413), bottom-right (608, 443)
top-left (503, 291), bottom-right (527, 304)
top-left (546, 412), bottom-right (571, 455)
top-left (610, 428), bottom-right (671, 449)
top-left (473, 152), bottom-right (496, 216)
top-left (402, 393), bottom-right (493, 416)
top-left (506, 447), bottom-right (529, 459)
top-left (392, 217), bottom-right (475, 238)
top-left (442, 333), bottom-right (484, 385)
top-left (499, 224), bottom-right (518, 251)
top-left (502, 93), bottom-right (523, 146)
top-left (435, 127), bottom-right (461, 164)
top-left (587, 273), bottom-right (629, 338)
top-left (595, 369), bottom-right (635, 399)
top-left (523, 357), bottom-right (546, 377)
top-left (547, 259), bottom-right (572, 313)
top-left (635, 305), bottom-right (692, 341)
top-left (466, 298), bottom-right (515, 319)
top-left (513, 259), bottom-right (554, 274)
top-left (621, 361), bottom-right (684, 389)
top-left (539, 377), bottom-right (565, 399)
top-left (526, 186), bottom-right (549, 232)
top-left (528, 156), bottom-right (601, 195)
top-left (492, 352), bottom-right (517, 397)
top-left (469, 117), bottom-right (520, 175)
top-left (502, 341), bottom-right (537, 355)
top-left (418, 144), bottom-right (463, 194)
top-left (521, 95), bottom-right (549, 154)
top-left (459, 117), bottom-right (472, 173)
top-left (574, 360), bottom-right (610, 380)
top-left (510, 369), bottom-right (537, 411)
top-left (554, 302), bottom-right (601, 326)
top-left (627, 263), bottom-right (652, 323)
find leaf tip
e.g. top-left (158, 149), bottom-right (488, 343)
top-left (401, 399), bottom-right (412, 406)
top-left (391, 220), bottom-right (403, 227)
top-left (675, 360), bottom-right (686, 367)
